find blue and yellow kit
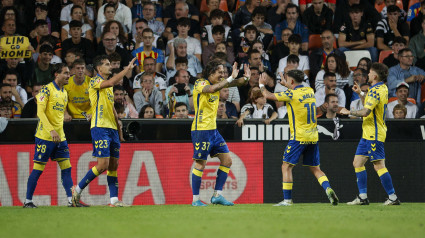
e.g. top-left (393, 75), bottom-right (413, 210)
top-left (191, 79), bottom-right (229, 160)
top-left (275, 85), bottom-right (320, 166)
top-left (355, 82), bottom-right (388, 161)
top-left (64, 75), bottom-right (91, 119)
top-left (89, 74), bottom-right (120, 159)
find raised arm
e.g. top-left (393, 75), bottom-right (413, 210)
top-left (202, 62), bottom-right (240, 93)
top-left (259, 73), bottom-right (278, 101)
top-left (100, 58), bottom-right (136, 89)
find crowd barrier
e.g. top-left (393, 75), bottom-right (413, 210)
top-left (0, 119), bottom-right (424, 206)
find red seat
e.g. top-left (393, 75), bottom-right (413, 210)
top-left (379, 50), bottom-right (393, 63)
top-left (388, 97), bottom-right (416, 104)
top-left (308, 34), bottom-right (337, 50)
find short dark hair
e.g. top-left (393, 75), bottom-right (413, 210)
top-left (39, 44), bottom-right (54, 54)
top-left (104, 3), bottom-right (115, 13)
top-left (66, 48), bottom-right (83, 57)
top-left (71, 5), bottom-right (83, 14)
top-left (93, 55), bottom-right (109, 72)
top-left (52, 63), bottom-right (68, 77)
top-left (210, 9), bottom-right (224, 20)
top-left (325, 93), bottom-right (338, 103)
top-left (39, 35), bottom-right (57, 47)
top-left (175, 102), bottom-right (188, 110)
top-left (398, 48), bottom-right (412, 56)
top-left (108, 52), bottom-right (121, 62)
top-left (370, 62), bottom-right (388, 82)
top-left (142, 27), bottom-right (153, 35)
top-left (144, 56), bottom-right (156, 64)
top-left (285, 3), bottom-right (300, 16)
top-left (34, 19), bottom-right (48, 29)
top-left (3, 68), bottom-right (19, 81)
top-left (354, 68), bottom-right (368, 77)
top-left (287, 54), bottom-right (300, 64)
top-left (324, 72), bottom-right (336, 80)
top-left (139, 104), bottom-right (154, 118)
top-left (203, 59), bottom-right (224, 79)
top-left (248, 49), bottom-right (261, 59)
top-left (0, 83), bottom-right (12, 90)
top-left (69, 20), bottom-right (83, 29)
top-left (136, 18), bottom-right (148, 25)
top-left (175, 57), bottom-right (188, 65)
top-left (387, 5), bottom-right (400, 13)
top-left (286, 69), bottom-right (304, 83)
top-left (113, 85), bottom-right (125, 92)
top-left (288, 34), bottom-right (302, 44)
top-left (393, 36), bottom-right (407, 45)
top-left (349, 4), bottom-right (363, 13)
top-left (212, 25), bottom-right (225, 35)
top-left (252, 6), bottom-right (267, 19)
top-left (177, 17), bottom-right (191, 27)
top-left (244, 25), bottom-right (258, 33)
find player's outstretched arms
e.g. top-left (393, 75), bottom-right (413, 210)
top-left (100, 58), bottom-right (137, 89)
top-left (202, 62), bottom-right (240, 93)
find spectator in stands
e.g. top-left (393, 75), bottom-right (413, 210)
top-left (266, 0), bottom-right (290, 30)
top-left (165, 38), bottom-right (203, 80)
top-left (113, 85), bottom-right (138, 118)
top-left (222, 66), bottom-right (241, 112)
top-left (61, 5), bottom-right (93, 42)
top-left (219, 88), bottom-right (238, 119)
top-left (0, 18), bottom-right (17, 38)
top-left (62, 20), bottom-right (95, 64)
top-left (60, 0), bottom-right (94, 28)
top-left (201, 9), bottom-right (232, 47)
top-left (202, 25), bottom-right (234, 66)
top-left (133, 73), bottom-right (163, 114)
top-left (315, 53), bottom-right (352, 90)
top-left (409, 1), bottom-right (425, 37)
top-left (349, 83), bottom-right (370, 117)
top-left (338, 4), bottom-right (378, 62)
top-left (29, 20), bottom-right (50, 50)
top-left (388, 48), bottom-right (425, 102)
top-left (239, 67), bottom-right (260, 106)
top-left (270, 28), bottom-right (291, 73)
top-left (375, 5), bottom-right (409, 51)
top-left (174, 102), bottom-right (190, 119)
top-left (0, 83), bottom-right (21, 118)
top-left (0, 57), bottom-right (34, 92)
top-left (274, 3), bottom-right (309, 52)
top-left (96, 4), bottom-right (123, 41)
top-left (233, 0), bottom-right (260, 30)
top-left (165, 69), bottom-right (194, 112)
top-left (277, 34), bottom-right (309, 77)
top-left (236, 25), bottom-right (260, 60)
top-left (199, 0), bottom-right (232, 27)
top-left (302, 0), bottom-right (333, 34)
top-left (216, 99), bottom-right (228, 119)
top-left (249, 41), bottom-right (271, 71)
top-left (132, 1), bottom-right (164, 36)
top-left (2, 69), bottom-right (26, 107)
top-left (133, 57), bottom-right (167, 101)
top-left (132, 28), bottom-right (164, 73)
top-left (30, 3), bottom-right (60, 38)
top-left (167, 17), bottom-right (202, 61)
top-left (318, 93), bottom-right (339, 119)
top-left (64, 59), bottom-right (91, 119)
top-left (316, 72), bottom-right (346, 114)
top-left (163, 1), bottom-right (201, 41)
top-left (114, 102), bottom-right (125, 119)
top-left (387, 82), bottom-right (417, 118)
top-left (383, 36), bottom-right (407, 68)
top-left (64, 48), bottom-right (83, 74)
top-left (333, 0), bottom-right (381, 33)
top-left (0, 100), bottom-right (12, 118)
top-left (392, 104), bottom-right (407, 119)
top-left (345, 68), bottom-right (368, 109)
top-left (97, 31), bottom-right (131, 67)
top-left (132, 19), bottom-right (161, 49)
top-left (237, 89), bottom-right (278, 127)
top-left (243, 6), bottom-right (273, 38)
top-left (131, 0), bottom-right (163, 23)
top-left (0, 5), bottom-right (26, 36)
top-left (108, 53), bottom-right (133, 97)
top-left (378, 0), bottom-right (406, 21)
top-left (97, 0), bottom-right (132, 32)
top-left (100, 20), bottom-right (130, 51)
top-left (167, 57), bottom-right (198, 85)
top-left (300, 0), bottom-right (336, 14)
top-left (163, 0), bottom-right (200, 26)
top-left (138, 104), bottom-right (155, 118)
top-left (32, 44), bottom-right (54, 86)
top-left (32, 35), bottom-right (61, 64)
top-left (309, 29), bottom-right (346, 81)
top-left (356, 57), bottom-right (372, 72)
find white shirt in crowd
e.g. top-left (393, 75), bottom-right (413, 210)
top-left (386, 100), bottom-right (418, 119)
top-left (276, 55), bottom-right (309, 79)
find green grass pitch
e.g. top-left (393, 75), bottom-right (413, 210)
top-left (1, 203), bottom-right (425, 238)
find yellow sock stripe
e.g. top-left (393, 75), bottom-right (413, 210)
top-left (107, 170), bottom-right (117, 177)
top-left (318, 176), bottom-right (329, 185)
top-left (111, 157), bottom-right (119, 160)
top-left (92, 166), bottom-right (100, 176)
top-left (58, 159), bottom-right (71, 170)
top-left (355, 166), bottom-right (366, 173)
top-left (192, 168), bottom-right (203, 177)
top-left (377, 168), bottom-right (388, 177)
top-left (219, 165), bottom-right (230, 174)
top-left (33, 162), bottom-right (45, 171)
top-left (282, 182), bottom-right (293, 190)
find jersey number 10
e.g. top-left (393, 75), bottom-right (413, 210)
top-left (304, 102), bottom-right (317, 124)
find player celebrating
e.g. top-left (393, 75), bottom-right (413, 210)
top-left (340, 63), bottom-right (400, 205)
top-left (24, 64), bottom-right (75, 208)
top-left (191, 60), bottom-right (250, 206)
top-left (259, 70), bottom-right (339, 206)
top-left (72, 56), bottom-right (136, 207)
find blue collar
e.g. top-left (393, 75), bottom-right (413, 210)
top-left (96, 73), bottom-right (105, 80)
top-left (52, 80), bottom-right (62, 91)
top-left (370, 81), bottom-right (384, 89)
top-left (294, 85), bottom-right (304, 90)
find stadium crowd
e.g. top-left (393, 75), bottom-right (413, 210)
top-left (1, 0), bottom-right (425, 123)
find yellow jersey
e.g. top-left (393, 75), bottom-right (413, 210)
top-left (89, 74), bottom-right (117, 130)
top-left (363, 82), bottom-right (388, 142)
top-left (64, 75), bottom-right (91, 119)
top-left (35, 81), bottom-right (68, 141)
top-left (275, 85), bottom-right (318, 142)
top-left (191, 79), bottom-right (220, 131)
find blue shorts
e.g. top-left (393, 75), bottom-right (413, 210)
top-left (191, 129), bottom-right (229, 160)
top-left (91, 127), bottom-right (120, 159)
top-left (33, 138), bottom-right (70, 163)
top-left (283, 140), bottom-right (320, 167)
top-left (355, 138), bottom-right (385, 161)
